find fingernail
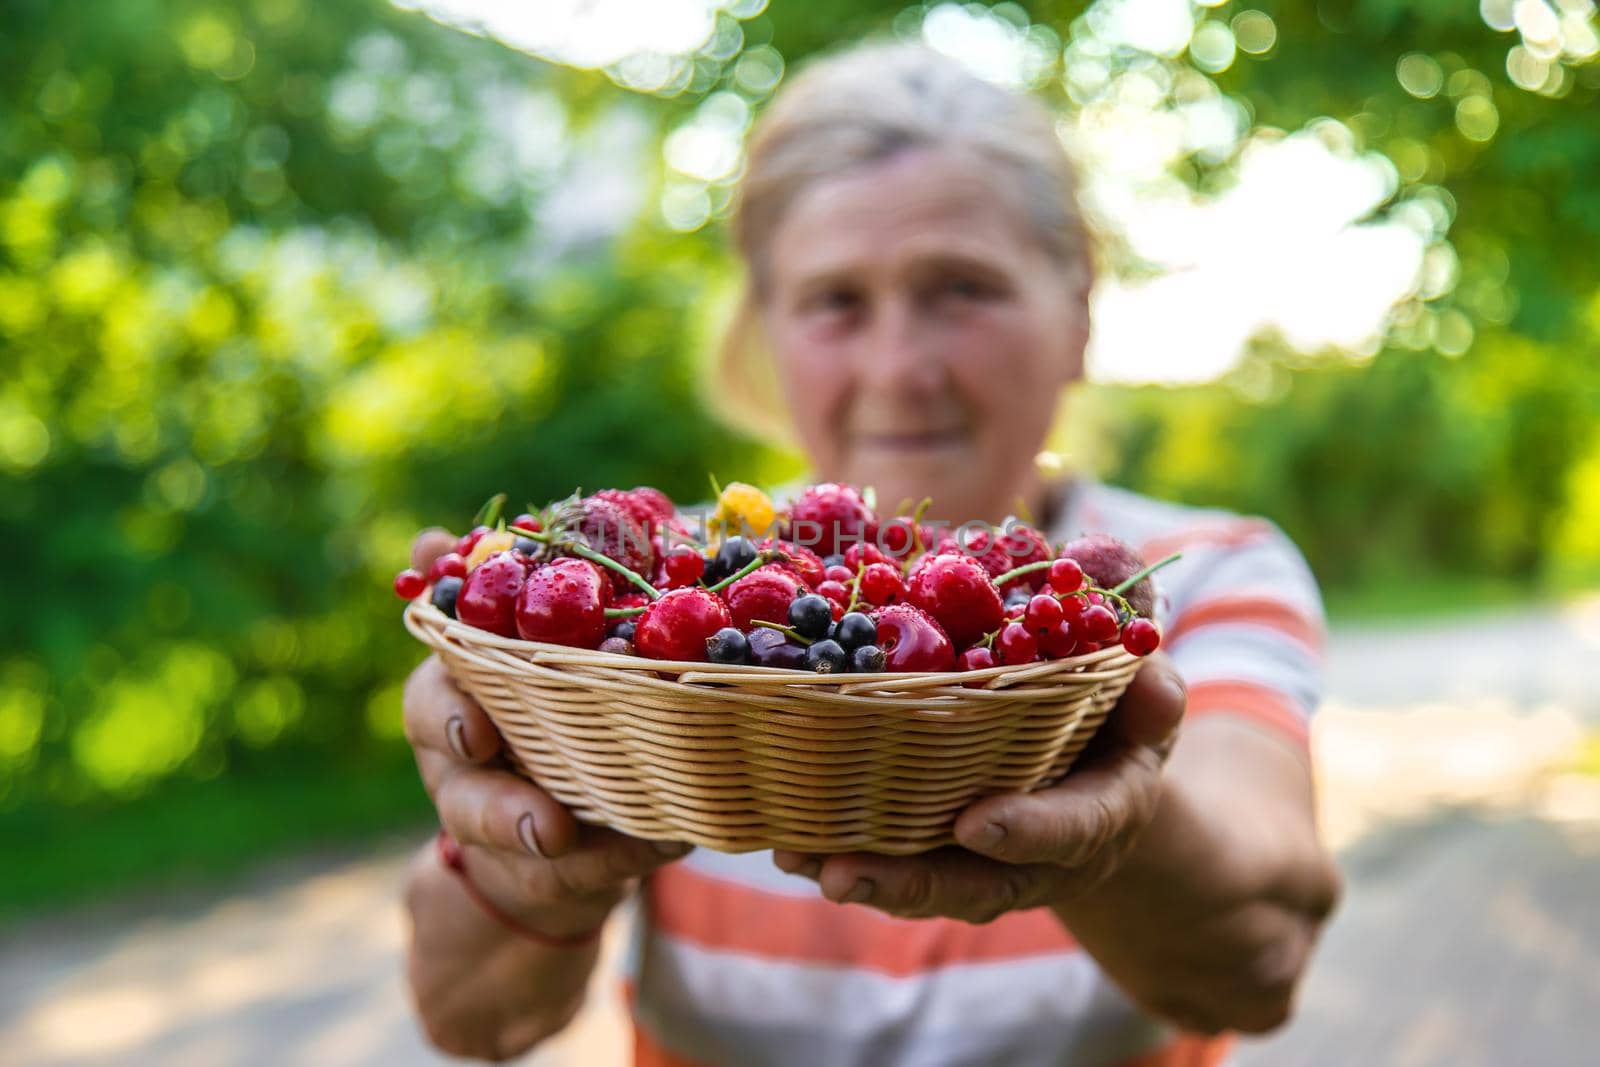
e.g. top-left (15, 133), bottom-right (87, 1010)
top-left (971, 822), bottom-right (1006, 852)
top-left (653, 840), bottom-right (691, 856)
top-left (446, 716), bottom-right (471, 761)
top-left (517, 813), bottom-right (544, 858)
top-left (841, 878), bottom-right (873, 904)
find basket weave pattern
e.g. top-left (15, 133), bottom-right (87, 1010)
top-left (406, 600), bottom-right (1141, 855)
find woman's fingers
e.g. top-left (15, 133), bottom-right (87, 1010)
top-left (404, 655), bottom-right (503, 765)
top-left (953, 740), bottom-right (1165, 867)
top-left (412, 527), bottom-right (458, 573)
top-left (434, 764), bottom-right (581, 860)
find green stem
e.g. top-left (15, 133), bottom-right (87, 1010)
top-left (704, 551), bottom-right (774, 594)
top-left (990, 558), bottom-right (1054, 588)
top-left (604, 606), bottom-right (646, 618)
top-left (509, 525), bottom-right (662, 600)
top-left (1110, 552), bottom-right (1182, 596)
top-left (751, 619), bottom-right (813, 647)
top-left (473, 492), bottom-right (507, 529)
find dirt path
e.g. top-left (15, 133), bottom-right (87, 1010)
top-left (3, 596), bottom-right (1598, 1067)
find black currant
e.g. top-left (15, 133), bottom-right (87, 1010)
top-left (748, 627), bottom-right (806, 669)
top-left (822, 553), bottom-right (847, 569)
top-left (706, 627), bottom-right (751, 665)
top-left (834, 612), bottom-right (876, 651)
top-left (850, 644), bottom-right (886, 672)
top-left (431, 576), bottom-right (463, 618)
top-left (788, 594), bottom-right (834, 639)
top-left (599, 636), bottom-right (634, 656)
top-left (805, 638), bottom-right (848, 674)
top-left (609, 620), bottom-right (637, 641)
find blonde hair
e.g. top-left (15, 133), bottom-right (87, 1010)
top-left (714, 41), bottom-right (1092, 441)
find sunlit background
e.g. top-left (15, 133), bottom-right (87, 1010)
top-left (3, 1), bottom-right (1600, 1063)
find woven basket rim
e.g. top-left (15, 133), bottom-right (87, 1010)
top-left (403, 599), bottom-right (1142, 689)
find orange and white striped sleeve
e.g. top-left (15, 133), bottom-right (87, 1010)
top-left (1144, 519), bottom-right (1326, 749)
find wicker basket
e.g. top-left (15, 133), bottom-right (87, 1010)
top-left (404, 600), bottom-right (1142, 855)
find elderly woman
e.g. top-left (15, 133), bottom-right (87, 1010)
top-left (401, 42), bottom-right (1339, 1067)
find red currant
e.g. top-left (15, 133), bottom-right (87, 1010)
top-left (393, 569), bottom-right (426, 599)
top-left (1121, 618), bottom-right (1161, 656)
top-left (428, 552), bottom-right (467, 583)
top-left (1059, 534), bottom-right (1155, 617)
top-left (1024, 594), bottom-right (1064, 633)
top-left (996, 622), bottom-right (1038, 665)
top-left (958, 645), bottom-right (996, 687)
top-left (1039, 620), bottom-right (1078, 658)
top-left (509, 514), bottom-right (542, 534)
top-left (455, 526), bottom-right (490, 557)
top-left (824, 564), bottom-right (854, 584)
top-left (1081, 604), bottom-right (1120, 643)
top-left (660, 546), bottom-right (705, 589)
top-left (816, 579), bottom-right (850, 606)
top-left (859, 563), bottom-right (907, 607)
top-left (1048, 557), bottom-right (1084, 593)
top-left (842, 542), bottom-right (888, 570)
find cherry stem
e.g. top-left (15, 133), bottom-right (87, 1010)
top-left (751, 619), bottom-right (814, 647)
top-left (704, 551), bottom-right (775, 594)
top-left (472, 492), bottom-right (507, 529)
top-left (510, 525), bottom-right (662, 600)
top-left (990, 558), bottom-right (1054, 587)
top-left (1109, 553), bottom-right (1182, 596)
top-left (604, 606), bottom-right (646, 618)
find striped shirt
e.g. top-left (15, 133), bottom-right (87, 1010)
top-left (622, 479), bottom-right (1326, 1066)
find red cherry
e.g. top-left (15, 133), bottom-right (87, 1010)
top-left (1081, 604), bottom-right (1120, 643)
top-left (428, 553), bottom-right (467, 583)
top-left (859, 563), bottom-right (907, 607)
top-left (824, 564), bottom-right (853, 584)
top-left (906, 554), bottom-right (1004, 649)
top-left (1122, 618), bottom-right (1161, 656)
top-left (1039, 620), bottom-right (1078, 658)
top-left (871, 604), bottom-right (955, 672)
top-left (457, 552), bottom-right (530, 637)
top-left (515, 558), bottom-right (610, 647)
top-left (996, 622), bottom-right (1038, 665)
top-left (786, 483), bottom-right (878, 558)
top-left (634, 587), bottom-right (732, 662)
top-left (723, 565), bottom-right (802, 631)
top-left (660, 546), bottom-right (705, 589)
top-left (393, 569), bottom-right (427, 599)
top-left (1024, 594), bottom-right (1064, 633)
top-left (455, 526), bottom-right (491, 557)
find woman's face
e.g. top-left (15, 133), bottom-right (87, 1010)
top-left (761, 146), bottom-right (1088, 527)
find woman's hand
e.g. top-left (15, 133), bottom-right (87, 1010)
top-left (770, 652), bottom-right (1188, 922)
top-left (404, 529), bottom-right (690, 939)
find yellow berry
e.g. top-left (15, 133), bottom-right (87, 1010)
top-left (466, 529), bottom-right (517, 569)
top-left (712, 482), bottom-right (776, 540)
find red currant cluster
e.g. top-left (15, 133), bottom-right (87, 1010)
top-left (394, 483), bottom-right (1172, 673)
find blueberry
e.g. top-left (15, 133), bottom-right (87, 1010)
top-left (788, 594), bottom-right (834, 639)
top-left (706, 627), bottom-right (750, 665)
top-left (834, 612), bottom-right (876, 651)
top-left (609, 620), bottom-right (637, 642)
top-left (805, 638), bottom-right (848, 674)
top-left (748, 627), bottom-right (807, 670)
top-left (431, 576), bottom-right (463, 618)
top-left (850, 644), bottom-right (886, 673)
top-left (1003, 587), bottom-right (1033, 612)
top-left (513, 536), bottom-right (543, 558)
top-left (822, 553), bottom-right (847, 569)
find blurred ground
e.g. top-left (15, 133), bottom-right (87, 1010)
top-left (3, 596), bottom-right (1598, 1067)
